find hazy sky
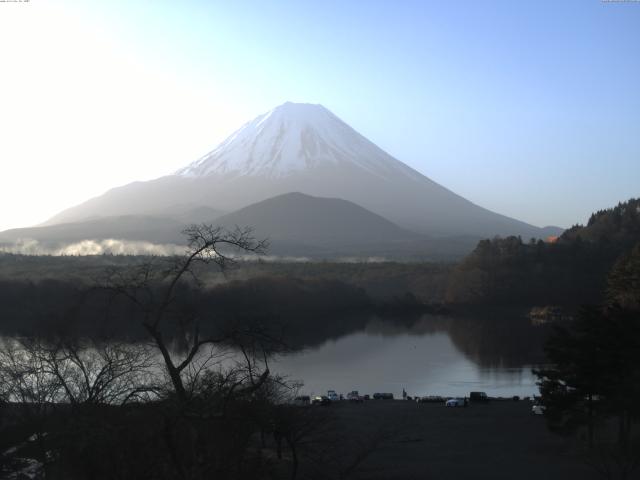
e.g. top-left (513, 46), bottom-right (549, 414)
top-left (1, 0), bottom-right (638, 232)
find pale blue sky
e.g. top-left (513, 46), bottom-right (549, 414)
top-left (1, 0), bottom-right (638, 230)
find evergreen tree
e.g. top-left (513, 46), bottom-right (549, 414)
top-left (607, 243), bottom-right (640, 311)
top-left (535, 247), bottom-right (640, 472)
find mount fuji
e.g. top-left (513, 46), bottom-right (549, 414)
top-left (175, 101), bottom-right (424, 182)
top-left (6, 102), bottom-right (560, 257)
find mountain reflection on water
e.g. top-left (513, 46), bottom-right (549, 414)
top-left (273, 313), bottom-right (547, 399)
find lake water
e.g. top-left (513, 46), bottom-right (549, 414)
top-left (272, 315), bottom-right (542, 399)
top-left (0, 313), bottom-right (544, 401)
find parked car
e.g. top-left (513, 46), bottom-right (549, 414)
top-left (469, 391), bottom-right (489, 403)
top-left (312, 396), bottom-right (331, 406)
top-left (373, 393), bottom-right (394, 400)
top-left (293, 395), bottom-right (311, 406)
top-left (327, 390), bottom-right (339, 402)
top-left (347, 391), bottom-right (363, 402)
top-left (445, 397), bottom-right (466, 407)
top-left (531, 404), bottom-right (546, 415)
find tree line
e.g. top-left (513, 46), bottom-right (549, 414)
top-left (446, 198), bottom-right (640, 306)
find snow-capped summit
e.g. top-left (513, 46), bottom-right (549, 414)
top-left (176, 102), bottom-right (419, 180)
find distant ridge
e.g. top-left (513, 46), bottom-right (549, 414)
top-left (2, 193), bottom-right (465, 259)
top-left (214, 192), bottom-right (420, 247)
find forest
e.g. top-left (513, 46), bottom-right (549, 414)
top-left (446, 198), bottom-right (640, 306)
top-left (2, 198), bottom-right (638, 321)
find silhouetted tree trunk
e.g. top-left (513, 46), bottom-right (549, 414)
top-left (103, 224), bottom-right (268, 403)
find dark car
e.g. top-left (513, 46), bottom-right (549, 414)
top-left (469, 391), bottom-right (489, 403)
top-left (347, 391), bottom-right (364, 402)
top-left (373, 392), bottom-right (394, 400)
top-left (312, 396), bottom-right (331, 406)
top-left (294, 395), bottom-right (311, 406)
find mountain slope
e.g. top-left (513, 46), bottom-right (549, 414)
top-left (3, 193), bottom-right (466, 259)
top-left (214, 192), bottom-right (420, 249)
top-left (44, 102), bottom-right (560, 240)
top-left (212, 192), bottom-right (478, 258)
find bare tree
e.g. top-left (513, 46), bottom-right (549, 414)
top-left (0, 337), bottom-right (65, 416)
top-left (43, 339), bottom-right (159, 406)
top-left (0, 337), bottom-right (159, 406)
top-left (0, 337), bottom-right (67, 473)
top-left (103, 224), bottom-right (269, 403)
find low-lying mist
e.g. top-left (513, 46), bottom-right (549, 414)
top-left (0, 238), bottom-right (391, 263)
top-left (1, 238), bottom-right (187, 256)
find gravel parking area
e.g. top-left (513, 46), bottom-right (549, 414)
top-left (322, 399), bottom-right (597, 480)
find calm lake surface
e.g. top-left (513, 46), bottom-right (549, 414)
top-left (0, 312), bottom-right (545, 401)
top-left (272, 315), bottom-right (543, 399)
